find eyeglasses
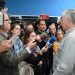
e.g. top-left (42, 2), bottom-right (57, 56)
top-left (4, 19), bottom-right (10, 21)
top-left (14, 28), bottom-right (21, 30)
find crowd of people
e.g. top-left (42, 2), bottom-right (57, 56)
top-left (0, 8), bottom-right (75, 75)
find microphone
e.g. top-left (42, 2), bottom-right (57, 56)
top-left (45, 35), bottom-right (56, 48)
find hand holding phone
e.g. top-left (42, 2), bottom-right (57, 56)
top-left (27, 40), bottom-right (37, 49)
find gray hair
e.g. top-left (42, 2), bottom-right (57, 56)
top-left (62, 9), bottom-right (75, 24)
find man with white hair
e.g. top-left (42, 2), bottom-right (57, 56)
top-left (53, 9), bottom-right (75, 75)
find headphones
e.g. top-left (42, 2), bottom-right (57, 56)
top-left (0, 12), bottom-right (3, 26)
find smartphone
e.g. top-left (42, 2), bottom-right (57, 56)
top-left (0, 12), bottom-right (3, 26)
top-left (33, 40), bottom-right (38, 43)
top-left (9, 35), bottom-right (19, 45)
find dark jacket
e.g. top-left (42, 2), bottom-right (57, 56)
top-left (0, 33), bottom-right (32, 75)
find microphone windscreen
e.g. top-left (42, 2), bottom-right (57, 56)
top-left (49, 36), bottom-right (56, 44)
top-left (40, 32), bottom-right (48, 40)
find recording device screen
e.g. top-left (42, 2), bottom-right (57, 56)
top-left (0, 12), bottom-right (3, 26)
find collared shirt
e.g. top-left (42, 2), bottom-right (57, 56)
top-left (53, 27), bottom-right (75, 75)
